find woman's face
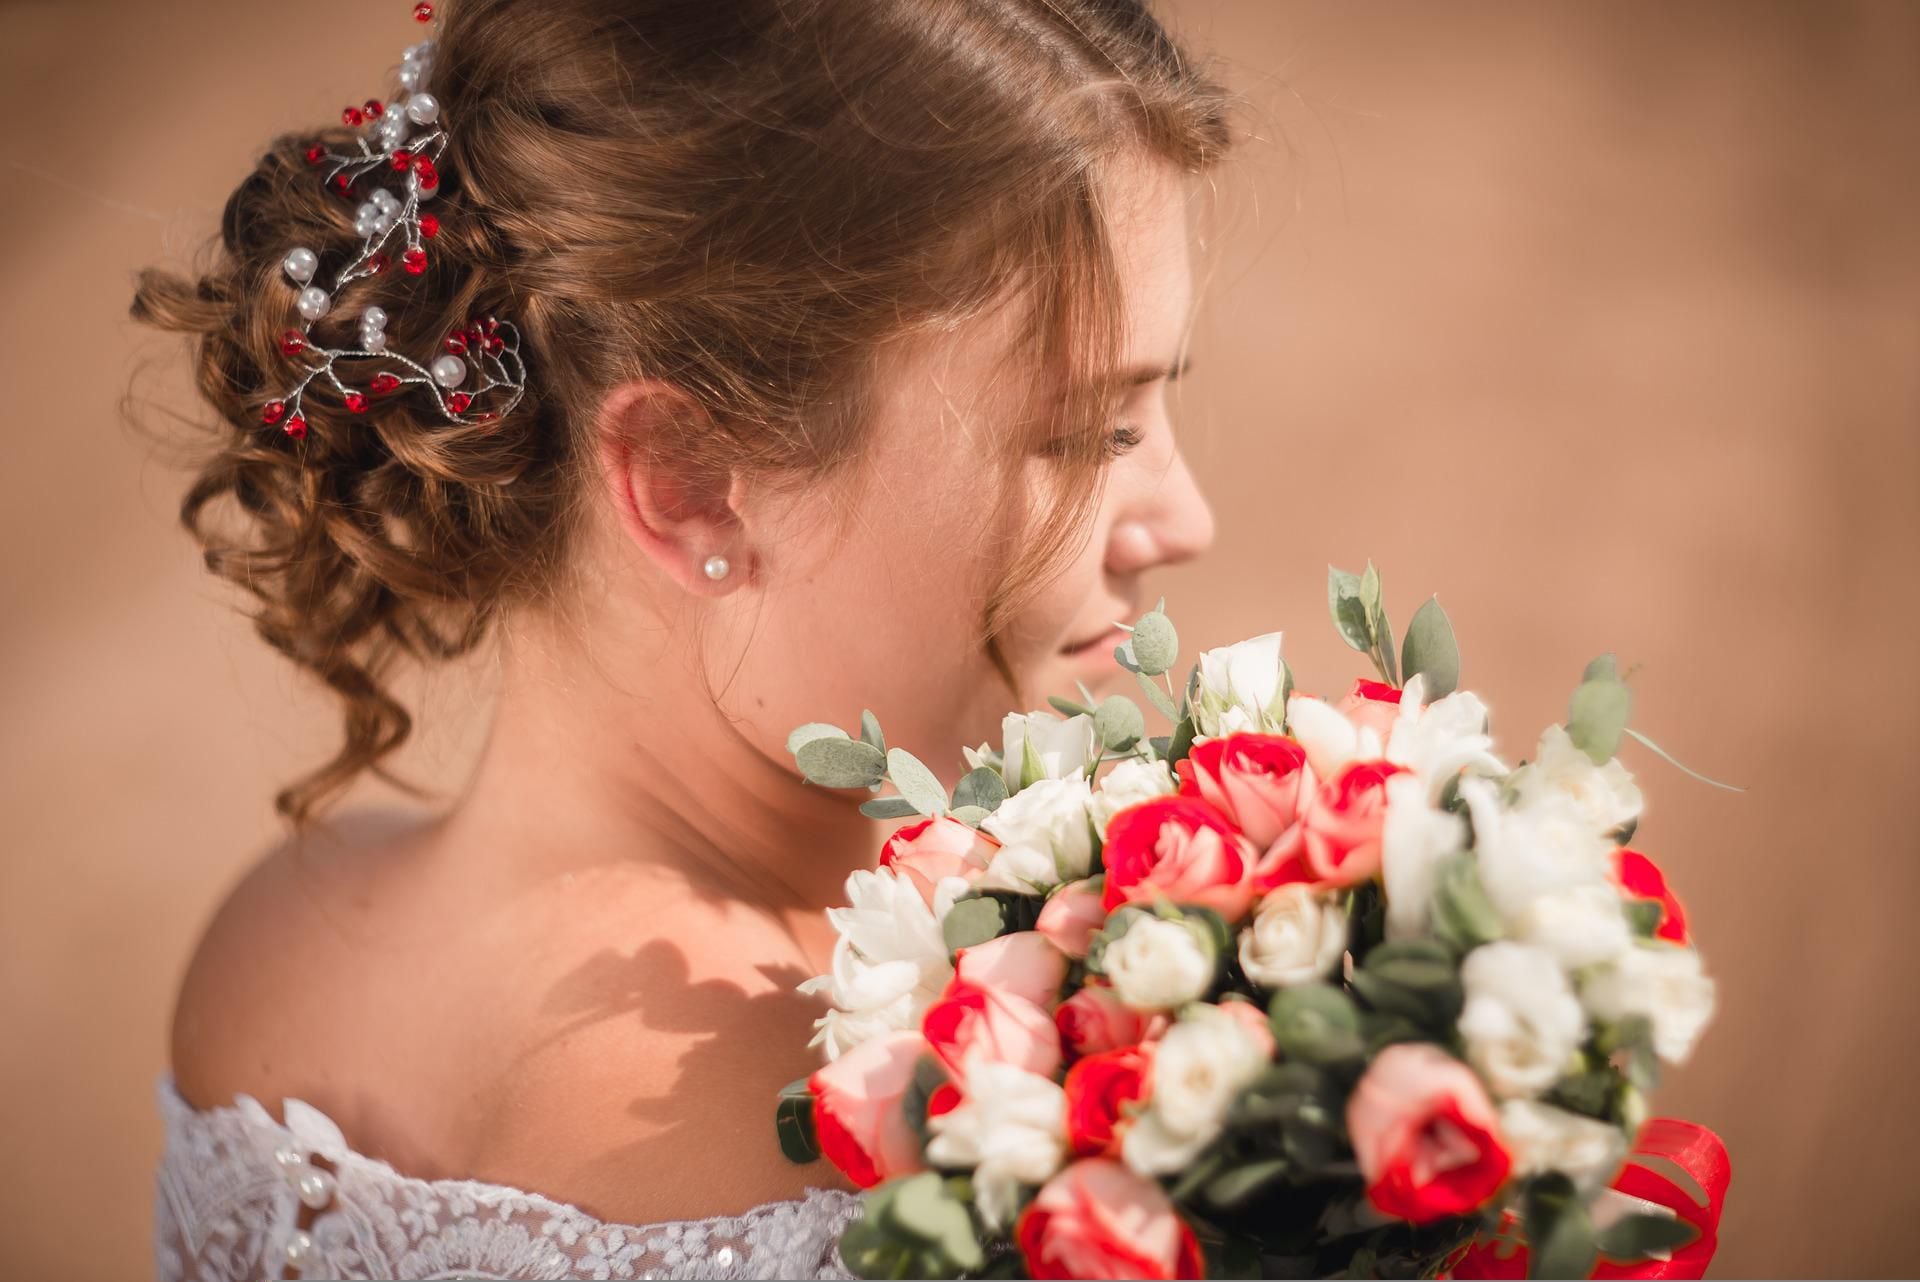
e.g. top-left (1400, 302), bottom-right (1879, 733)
top-left (706, 159), bottom-right (1213, 780)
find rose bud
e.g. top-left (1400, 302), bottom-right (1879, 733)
top-left (921, 977), bottom-right (1063, 1079)
top-left (1175, 732), bottom-right (1315, 849)
top-left (1017, 1158), bottom-right (1205, 1280)
top-left (1063, 1044), bottom-right (1153, 1158)
top-left (878, 815), bottom-right (996, 909)
top-left (1055, 984), bottom-right (1163, 1058)
top-left (1336, 677), bottom-right (1405, 743)
top-left (1347, 1042), bottom-right (1512, 1223)
top-left (954, 931), bottom-right (1069, 1011)
top-left (807, 1030), bottom-right (931, 1189)
top-left (1036, 878), bottom-right (1108, 958)
top-left (1102, 794), bottom-right (1260, 922)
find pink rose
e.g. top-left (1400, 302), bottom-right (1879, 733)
top-left (921, 977), bottom-right (1062, 1078)
top-left (1337, 677), bottom-right (1405, 743)
top-left (954, 931), bottom-right (1069, 1011)
top-left (1175, 733), bottom-right (1315, 849)
top-left (808, 1030), bottom-right (929, 1189)
top-left (1055, 984), bottom-right (1164, 1058)
top-left (1213, 997), bottom-right (1278, 1061)
top-left (1266, 758), bottom-right (1411, 887)
top-left (1102, 795), bottom-right (1261, 922)
top-left (1036, 879), bottom-right (1108, 958)
top-left (878, 815), bottom-right (996, 909)
top-left (1016, 1159), bottom-right (1205, 1280)
top-left (1347, 1042), bottom-right (1512, 1223)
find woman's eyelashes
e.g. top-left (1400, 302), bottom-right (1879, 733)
top-left (1103, 420), bottom-right (1145, 458)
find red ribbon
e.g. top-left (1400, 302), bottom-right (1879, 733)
top-left (1447, 1118), bottom-right (1730, 1280)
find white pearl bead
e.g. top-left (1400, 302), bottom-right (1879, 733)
top-left (295, 287), bottom-right (331, 321)
top-left (430, 354), bottom-right (467, 388)
top-left (410, 172), bottom-right (438, 201)
top-left (362, 306), bottom-right (387, 330)
top-left (361, 329), bottom-right (387, 353)
top-left (355, 200), bottom-right (378, 222)
top-left (273, 1146), bottom-right (306, 1172)
top-left (397, 62), bottom-right (422, 91)
top-left (702, 555), bottom-right (731, 581)
top-left (282, 247), bottom-right (318, 284)
top-left (405, 93), bottom-right (439, 125)
top-left (295, 1167), bottom-right (336, 1209)
top-left (370, 188), bottom-right (398, 213)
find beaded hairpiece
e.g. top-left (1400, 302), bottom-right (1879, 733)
top-left (261, 1), bottom-right (525, 443)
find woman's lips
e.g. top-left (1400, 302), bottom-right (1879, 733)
top-left (1060, 622), bottom-right (1129, 660)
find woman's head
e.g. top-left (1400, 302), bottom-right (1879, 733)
top-left (131, 0), bottom-right (1236, 826)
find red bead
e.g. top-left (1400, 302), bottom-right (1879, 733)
top-left (413, 2), bottom-right (433, 21)
top-left (389, 149), bottom-right (413, 171)
top-left (284, 412), bottom-right (308, 440)
top-left (446, 392), bottom-right (472, 414)
top-left (364, 99), bottom-right (385, 118)
top-left (444, 334), bottom-right (467, 356)
top-left (368, 252), bottom-right (391, 275)
top-left (369, 373), bottom-right (401, 394)
top-left (417, 213), bottom-right (439, 239)
top-left (331, 173), bottom-right (354, 197)
top-left (485, 335), bottom-right (505, 354)
top-left (279, 330), bottom-right (306, 356)
top-left (344, 391), bottom-right (370, 414)
top-left (260, 400), bottom-right (287, 425)
top-left (483, 316), bottom-right (500, 336)
top-left (304, 144), bottom-right (327, 166)
top-left (415, 169), bottom-right (439, 192)
top-left (402, 248), bottom-right (428, 275)
top-left (342, 106), bottom-right (365, 128)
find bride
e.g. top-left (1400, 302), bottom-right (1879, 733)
top-left (136, 0), bottom-right (1232, 1276)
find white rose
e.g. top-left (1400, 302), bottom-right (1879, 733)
top-left (1091, 757), bottom-right (1176, 834)
top-left (1238, 884), bottom-right (1348, 987)
top-left (1385, 674), bottom-right (1510, 802)
top-left (1511, 881), bottom-right (1633, 970)
top-left (1457, 941), bottom-right (1587, 1098)
top-left (924, 1058), bottom-right (1067, 1229)
top-left (1380, 772), bottom-right (1469, 940)
top-left (1003, 710), bottom-right (1094, 789)
top-left (1194, 631), bottom-right (1287, 736)
top-left (796, 867), bottom-right (955, 1059)
top-left (1500, 1099), bottom-right (1629, 1191)
top-left (1103, 914), bottom-right (1215, 1011)
top-left (979, 775), bottom-right (1095, 894)
top-left (1123, 1004), bottom-right (1270, 1175)
top-left (1513, 723), bottom-right (1644, 837)
top-left (1582, 944), bottom-right (1716, 1065)
top-left (1459, 777), bottom-right (1616, 926)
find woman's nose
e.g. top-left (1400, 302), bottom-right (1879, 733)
top-left (1107, 446), bottom-right (1215, 574)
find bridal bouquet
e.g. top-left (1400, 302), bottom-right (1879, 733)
top-left (776, 566), bottom-right (1732, 1279)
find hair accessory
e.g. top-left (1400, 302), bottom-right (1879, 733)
top-left (262, 3), bottom-right (525, 443)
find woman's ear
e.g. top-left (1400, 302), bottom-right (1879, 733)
top-left (594, 379), bottom-right (750, 594)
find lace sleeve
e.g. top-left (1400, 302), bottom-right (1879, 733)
top-left (155, 1075), bottom-right (864, 1281)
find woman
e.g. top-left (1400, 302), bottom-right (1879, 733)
top-left (135, 0), bottom-right (1233, 1276)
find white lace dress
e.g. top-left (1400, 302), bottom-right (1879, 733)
top-left (153, 1075), bottom-right (864, 1281)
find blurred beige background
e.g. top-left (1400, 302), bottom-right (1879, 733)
top-left (3, 0), bottom-right (1915, 1276)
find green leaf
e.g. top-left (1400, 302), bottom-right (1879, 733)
top-left (1048, 694), bottom-right (1090, 717)
top-left (949, 805), bottom-right (990, 827)
top-left (952, 766), bottom-right (1008, 813)
top-left (1113, 641), bottom-right (1143, 673)
top-left (796, 737), bottom-right (887, 789)
top-left (787, 723), bottom-right (849, 755)
top-left (890, 1172), bottom-right (986, 1273)
top-left (859, 709), bottom-right (886, 754)
top-left (1430, 854), bottom-right (1504, 952)
top-left (1327, 565), bottom-right (1372, 653)
top-left (1525, 1173), bottom-right (1598, 1282)
top-left (1019, 733), bottom-right (1048, 791)
top-left (775, 1077), bottom-right (819, 1164)
top-left (1094, 696), bottom-right (1146, 752)
top-left (1130, 610), bottom-right (1179, 676)
top-left (1567, 663), bottom-right (1633, 765)
top-left (1584, 654), bottom-right (1620, 684)
top-left (1267, 984), bottom-right (1364, 1067)
top-left (888, 748), bottom-right (949, 817)
top-left (860, 796), bottom-right (922, 820)
top-left (1623, 727), bottom-right (1746, 792)
top-left (1595, 1213), bottom-right (1699, 1263)
top-left (1401, 596), bottom-right (1461, 700)
top-left (1167, 714), bottom-right (1198, 766)
top-left (1624, 898), bottom-right (1664, 939)
top-left (1204, 1158), bottom-right (1292, 1210)
top-left (943, 896), bottom-right (1006, 952)
top-left (1137, 670), bottom-right (1180, 721)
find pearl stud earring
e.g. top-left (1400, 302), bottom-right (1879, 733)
top-left (702, 555), bottom-right (731, 581)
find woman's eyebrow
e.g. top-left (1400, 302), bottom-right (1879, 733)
top-left (1124, 354), bottom-right (1192, 386)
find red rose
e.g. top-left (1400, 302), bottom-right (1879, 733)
top-left (1612, 848), bottom-right (1690, 945)
top-left (1337, 677), bottom-right (1405, 742)
top-left (1348, 1042), bottom-right (1512, 1223)
top-left (808, 1030), bottom-right (929, 1189)
top-left (1175, 733), bottom-right (1315, 849)
top-left (921, 977), bottom-right (1062, 1079)
top-left (1017, 1159), bottom-right (1205, 1280)
top-left (1063, 1044), bottom-right (1153, 1157)
top-left (1102, 795), bottom-right (1260, 921)
top-left (1055, 984), bottom-right (1166, 1058)
top-left (879, 815), bottom-right (996, 909)
top-left (1265, 758), bottom-right (1410, 888)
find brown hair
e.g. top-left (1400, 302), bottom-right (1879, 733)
top-left (129, 0), bottom-right (1236, 828)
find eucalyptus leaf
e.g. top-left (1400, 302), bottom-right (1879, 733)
top-left (943, 896), bottom-right (1007, 952)
top-left (1327, 566), bottom-right (1372, 653)
top-left (1137, 671), bottom-right (1180, 721)
top-left (1094, 696), bottom-right (1146, 752)
top-left (860, 796), bottom-right (922, 820)
top-left (1401, 596), bottom-right (1461, 699)
top-left (1048, 695), bottom-right (1091, 717)
top-left (1130, 610), bottom-right (1178, 676)
top-left (775, 1077), bottom-right (819, 1164)
top-left (1113, 641), bottom-right (1142, 673)
top-left (1568, 672), bottom-right (1633, 765)
top-left (1525, 1173), bottom-right (1597, 1282)
top-left (1204, 1158), bottom-right (1293, 1211)
top-left (786, 723), bottom-right (849, 756)
top-left (890, 1172), bottom-right (985, 1273)
top-left (1430, 854), bottom-right (1504, 952)
top-left (948, 804), bottom-right (990, 827)
top-left (859, 709), bottom-right (886, 754)
top-left (1267, 984), bottom-right (1364, 1067)
top-left (1624, 727), bottom-right (1746, 792)
top-left (1584, 654), bottom-right (1620, 684)
top-left (1167, 714), bottom-right (1198, 766)
top-left (888, 748), bottom-right (949, 817)
top-left (952, 766), bottom-right (1008, 813)
top-left (796, 737), bottom-right (887, 789)
top-left (1595, 1214), bottom-right (1699, 1263)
